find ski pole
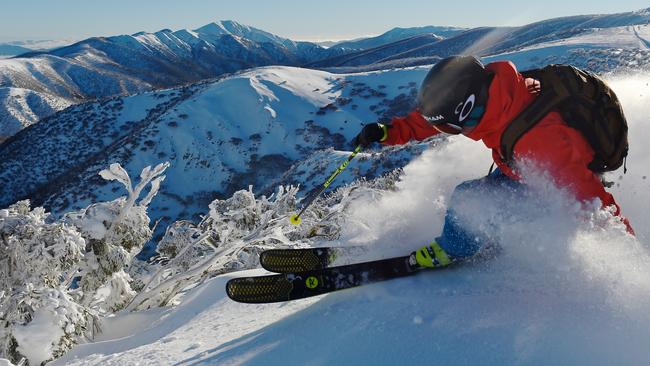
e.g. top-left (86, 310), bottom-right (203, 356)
top-left (290, 145), bottom-right (362, 225)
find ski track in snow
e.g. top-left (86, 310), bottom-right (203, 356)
top-left (51, 71), bottom-right (650, 365)
top-left (633, 26), bottom-right (650, 49)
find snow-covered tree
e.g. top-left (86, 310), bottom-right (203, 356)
top-left (0, 162), bottom-right (170, 365)
top-left (64, 162), bottom-right (169, 313)
top-left (0, 201), bottom-right (87, 365)
top-left (128, 185), bottom-right (309, 310)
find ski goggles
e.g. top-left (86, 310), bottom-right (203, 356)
top-left (423, 104), bottom-right (485, 135)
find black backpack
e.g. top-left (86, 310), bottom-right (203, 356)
top-left (500, 64), bottom-right (629, 173)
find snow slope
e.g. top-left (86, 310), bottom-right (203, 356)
top-left (481, 24), bottom-right (650, 72)
top-left (0, 87), bottom-right (72, 139)
top-left (52, 70), bottom-right (650, 365)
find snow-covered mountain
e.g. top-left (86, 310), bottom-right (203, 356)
top-left (330, 25), bottom-right (466, 50)
top-left (0, 40), bottom-right (77, 58)
top-left (316, 8), bottom-right (650, 70)
top-left (0, 21), bottom-right (348, 139)
top-left (0, 44), bottom-right (31, 58)
top-left (1, 20), bottom-right (345, 94)
top-left (0, 21), bottom-right (333, 102)
top-left (308, 33), bottom-right (446, 67)
top-left (0, 87), bottom-right (72, 141)
top-left (482, 25), bottom-right (650, 73)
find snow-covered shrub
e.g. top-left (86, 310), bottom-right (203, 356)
top-left (0, 162), bottom-right (170, 364)
top-left (296, 169), bottom-right (404, 240)
top-left (157, 185), bottom-right (306, 274)
top-left (128, 185), bottom-right (309, 310)
top-left (157, 220), bottom-right (212, 271)
top-left (88, 270), bottom-right (137, 313)
top-left (11, 288), bottom-right (88, 364)
top-left (205, 186), bottom-right (307, 269)
top-left (64, 162), bottom-right (169, 312)
top-left (0, 201), bottom-right (87, 365)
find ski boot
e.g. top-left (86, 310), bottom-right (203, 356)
top-left (413, 241), bottom-right (452, 268)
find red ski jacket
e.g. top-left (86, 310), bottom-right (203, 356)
top-left (383, 61), bottom-right (633, 233)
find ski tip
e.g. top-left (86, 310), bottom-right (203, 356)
top-left (289, 214), bottom-right (302, 225)
top-left (226, 276), bottom-right (294, 304)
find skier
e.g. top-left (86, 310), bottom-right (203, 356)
top-left (352, 55), bottom-right (633, 269)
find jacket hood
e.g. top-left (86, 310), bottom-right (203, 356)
top-left (465, 61), bottom-right (536, 150)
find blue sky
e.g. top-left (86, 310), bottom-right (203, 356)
top-left (1, 0), bottom-right (649, 42)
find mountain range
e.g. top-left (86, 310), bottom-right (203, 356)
top-left (3, 8), bottom-right (650, 139)
top-left (329, 25), bottom-right (466, 50)
top-left (0, 44), bottom-right (32, 57)
top-left (0, 39), bottom-right (77, 56)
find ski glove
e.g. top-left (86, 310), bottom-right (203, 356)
top-left (352, 123), bottom-right (388, 148)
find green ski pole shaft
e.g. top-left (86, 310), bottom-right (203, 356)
top-left (290, 145), bottom-right (362, 225)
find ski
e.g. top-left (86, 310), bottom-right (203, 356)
top-left (259, 246), bottom-right (367, 273)
top-left (227, 253), bottom-right (429, 303)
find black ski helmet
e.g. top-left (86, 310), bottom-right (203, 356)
top-left (417, 55), bottom-right (492, 135)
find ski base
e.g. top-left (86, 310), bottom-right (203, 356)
top-left (227, 254), bottom-right (423, 303)
top-left (259, 248), bottom-right (332, 273)
top-left (259, 246), bottom-right (367, 273)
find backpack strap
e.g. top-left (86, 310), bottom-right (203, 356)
top-left (499, 67), bottom-right (571, 163)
